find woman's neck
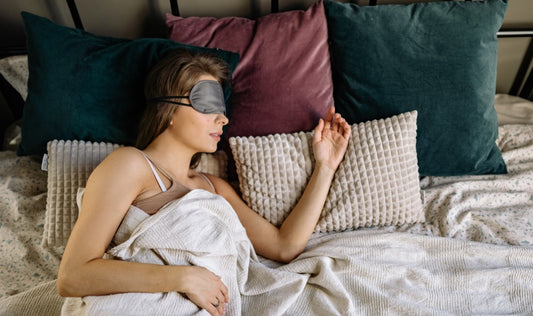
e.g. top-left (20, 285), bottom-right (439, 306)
top-left (142, 138), bottom-right (195, 182)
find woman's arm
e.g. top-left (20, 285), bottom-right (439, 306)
top-left (212, 107), bottom-right (351, 263)
top-left (57, 147), bottom-right (228, 315)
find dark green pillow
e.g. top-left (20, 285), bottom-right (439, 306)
top-left (324, 0), bottom-right (508, 176)
top-left (18, 12), bottom-right (240, 156)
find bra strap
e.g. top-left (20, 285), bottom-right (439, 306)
top-left (141, 153), bottom-right (167, 192)
top-left (198, 173), bottom-right (216, 192)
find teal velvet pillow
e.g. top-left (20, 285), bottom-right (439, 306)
top-left (18, 12), bottom-right (239, 156)
top-left (324, 0), bottom-right (508, 176)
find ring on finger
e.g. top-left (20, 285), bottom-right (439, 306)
top-left (213, 300), bottom-right (220, 308)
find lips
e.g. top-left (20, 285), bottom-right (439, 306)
top-left (210, 132), bottom-right (223, 141)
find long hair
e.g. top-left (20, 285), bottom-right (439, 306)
top-left (136, 48), bottom-right (230, 168)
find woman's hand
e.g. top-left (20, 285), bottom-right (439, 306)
top-left (182, 266), bottom-right (229, 316)
top-left (313, 106), bottom-right (351, 171)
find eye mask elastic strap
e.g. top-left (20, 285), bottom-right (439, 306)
top-left (147, 96), bottom-right (190, 107)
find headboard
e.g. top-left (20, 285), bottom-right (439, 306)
top-left (498, 29), bottom-right (533, 100)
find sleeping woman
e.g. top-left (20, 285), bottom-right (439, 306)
top-left (57, 48), bottom-right (351, 316)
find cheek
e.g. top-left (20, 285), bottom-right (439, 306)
top-left (174, 107), bottom-right (215, 128)
top-left (180, 116), bottom-right (210, 136)
top-left (193, 112), bottom-right (215, 125)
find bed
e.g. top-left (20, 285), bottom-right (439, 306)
top-left (1, 0), bottom-right (533, 314)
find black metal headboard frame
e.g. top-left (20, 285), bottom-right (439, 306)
top-left (499, 30), bottom-right (533, 99)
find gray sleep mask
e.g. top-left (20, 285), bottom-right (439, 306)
top-left (147, 80), bottom-right (226, 115)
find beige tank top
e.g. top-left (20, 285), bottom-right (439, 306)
top-left (132, 152), bottom-right (215, 215)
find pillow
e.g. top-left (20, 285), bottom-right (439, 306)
top-left (43, 140), bottom-right (228, 247)
top-left (18, 12), bottom-right (240, 156)
top-left (229, 111), bottom-right (423, 233)
top-left (165, 0), bottom-right (333, 139)
top-left (323, 0), bottom-right (508, 176)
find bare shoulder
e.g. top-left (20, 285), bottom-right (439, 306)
top-left (100, 146), bottom-right (143, 165)
top-left (88, 146), bottom-right (148, 184)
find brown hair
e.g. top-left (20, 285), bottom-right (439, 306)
top-left (136, 48), bottom-right (230, 168)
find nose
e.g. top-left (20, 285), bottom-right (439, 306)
top-left (217, 113), bottom-right (229, 126)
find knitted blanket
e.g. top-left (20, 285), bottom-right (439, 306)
top-left (62, 190), bottom-right (306, 315)
top-left (62, 190), bottom-right (533, 315)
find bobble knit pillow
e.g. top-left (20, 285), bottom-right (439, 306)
top-left (229, 111), bottom-right (423, 232)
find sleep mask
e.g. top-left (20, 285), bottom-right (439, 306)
top-left (147, 80), bottom-right (226, 115)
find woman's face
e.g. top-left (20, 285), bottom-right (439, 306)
top-left (169, 74), bottom-right (229, 154)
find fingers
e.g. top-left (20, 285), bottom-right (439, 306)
top-left (332, 113), bottom-right (342, 131)
top-left (313, 118), bottom-right (324, 144)
top-left (209, 296), bottom-right (225, 316)
top-left (342, 119), bottom-right (352, 139)
top-left (199, 289), bottom-right (227, 316)
top-left (316, 106), bottom-right (351, 141)
top-left (185, 267), bottom-right (229, 316)
top-left (219, 277), bottom-right (229, 303)
top-left (204, 304), bottom-right (219, 316)
top-left (210, 275), bottom-right (228, 315)
top-left (324, 106), bottom-right (335, 129)
top-left (330, 112), bottom-right (350, 138)
top-left (334, 115), bottom-right (351, 139)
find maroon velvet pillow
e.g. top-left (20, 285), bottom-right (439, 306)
top-left (166, 0), bottom-right (333, 138)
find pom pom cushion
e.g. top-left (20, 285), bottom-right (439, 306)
top-left (18, 12), bottom-right (239, 156)
top-left (229, 111), bottom-right (423, 232)
top-left (165, 0), bottom-right (333, 138)
top-left (323, 0), bottom-right (508, 176)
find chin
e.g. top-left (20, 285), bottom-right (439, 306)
top-left (202, 145), bottom-right (218, 153)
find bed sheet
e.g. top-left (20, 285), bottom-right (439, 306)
top-left (418, 124), bottom-right (533, 245)
top-left (0, 151), bottom-right (62, 299)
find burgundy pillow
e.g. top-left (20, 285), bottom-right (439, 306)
top-left (166, 0), bottom-right (333, 138)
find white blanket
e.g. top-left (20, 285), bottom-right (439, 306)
top-left (62, 190), bottom-right (306, 315)
top-left (62, 189), bottom-right (533, 315)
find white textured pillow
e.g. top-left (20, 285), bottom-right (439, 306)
top-left (229, 111), bottom-right (423, 233)
top-left (43, 140), bottom-right (228, 247)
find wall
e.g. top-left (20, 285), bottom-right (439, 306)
top-left (0, 0), bottom-right (532, 91)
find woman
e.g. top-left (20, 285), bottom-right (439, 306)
top-left (57, 48), bottom-right (351, 316)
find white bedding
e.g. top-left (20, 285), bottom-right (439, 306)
top-left (0, 152), bottom-right (62, 298)
top-left (400, 124), bottom-right (533, 246)
top-left (1, 120), bottom-right (533, 314)
top-left (63, 189), bottom-right (533, 315)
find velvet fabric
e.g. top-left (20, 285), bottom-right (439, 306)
top-left (165, 0), bottom-right (333, 139)
top-left (18, 12), bottom-right (239, 156)
top-left (324, 0), bottom-right (508, 176)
